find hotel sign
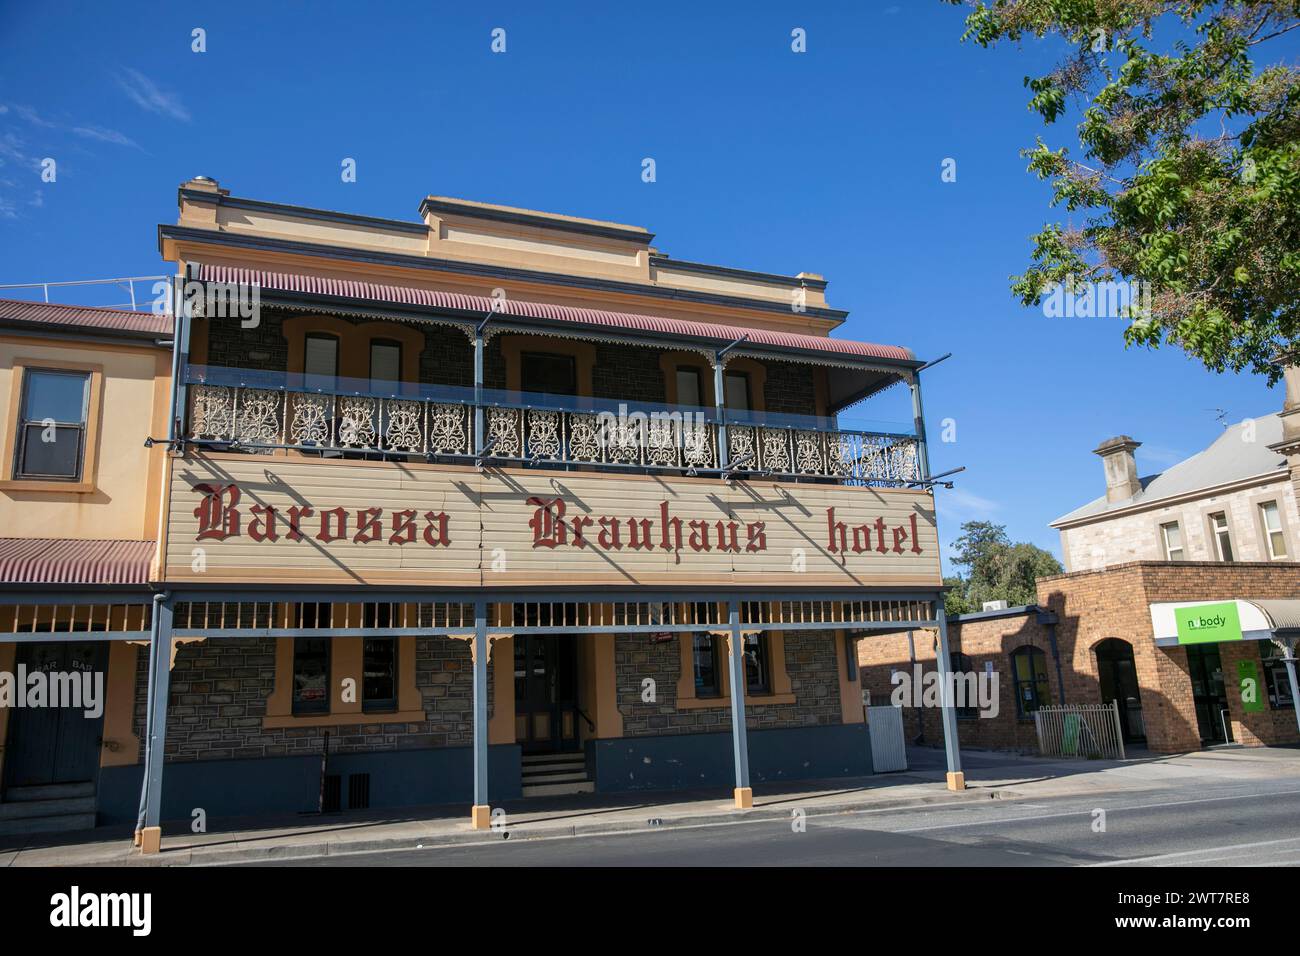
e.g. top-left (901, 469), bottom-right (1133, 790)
top-left (163, 454), bottom-right (942, 588)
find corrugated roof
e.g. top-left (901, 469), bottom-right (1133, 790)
top-left (0, 298), bottom-right (173, 336)
top-left (1051, 414), bottom-right (1287, 526)
top-left (0, 538), bottom-right (155, 586)
top-left (197, 264), bottom-right (914, 365)
top-left (1250, 599), bottom-right (1300, 632)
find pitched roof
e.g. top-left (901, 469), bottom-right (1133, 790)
top-left (0, 538), bottom-right (156, 586)
top-left (1051, 414), bottom-right (1288, 526)
top-left (0, 298), bottom-right (173, 337)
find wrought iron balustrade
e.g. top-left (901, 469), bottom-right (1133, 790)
top-left (182, 366), bottom-right (922, 486)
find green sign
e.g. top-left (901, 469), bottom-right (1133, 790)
top-left (1238, 660), bottom-right (1266, 713)
top-left (1174, 601), bottom-right (1242, 645)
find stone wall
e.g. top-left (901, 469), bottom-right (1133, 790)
top-left (130, 635), bottom-right (492, 762)
top-left (615, 629), bottom-right (844, 737)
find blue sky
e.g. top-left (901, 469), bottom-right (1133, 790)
top-left (0, 1), bottom-right (1291, 569)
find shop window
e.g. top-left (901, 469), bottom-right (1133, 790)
top-left (744, 633), bottom-right (771, 693)
top-left (1209, 511), bottom-right (1234, 562)
top-left (693, 634), bottom-right (722, 697)
top-left (1259, 501), bottom-right (1287, 559)
top-left (13, 368), bottom-right (90, 481)
top-left (292, 638), bottom-right (331, 715)
top-left (362, 638), bottom-right (397, 712)
top-left (1261, 643), bottom-right (1296, 709)
top-left (1010, 645), bottom-right (1051, 716)
top-left (1160, 521), bottom-right (1184, 561)
top-left (950, 652), bottom-right (978, 719)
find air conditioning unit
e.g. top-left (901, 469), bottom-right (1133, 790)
top-left (982, 600), bottom-right (1010, 612)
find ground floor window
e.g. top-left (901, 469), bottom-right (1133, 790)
top-left (362, 638), bottom-right (397, 712)
top-left (1011, 645), bottom-right (1051, 716)
top-left (292, 638), bottom-right (331, 715)
top-left (693, 634), bottom-right (721, 697)
top-left (744, 633), bottom-right (770, 694)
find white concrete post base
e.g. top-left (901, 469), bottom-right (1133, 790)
top-left (139, 826), bottom-right (162, 854)
top-left (946, 771), bottom-right (966, 792)
top-left (470, 804), bottom-right (492, 830)
top-left (733, 787), bottom-right (753, 809)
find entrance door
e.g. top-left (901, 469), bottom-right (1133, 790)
top-left (514, 635), bottom-right (580, 754)
top-left (1186, 643), bottom-right (1232, 745)
top-left (3, 641), bottom-right (108, 789)
top-left (1096, 638), bottom-right (1146, 744)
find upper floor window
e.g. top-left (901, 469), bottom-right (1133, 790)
top-left (369, 340), bottom-right (402, 392)
top-left (1259, 501), bottom-right (1287, 559)
top-left (1010, 645), bottom-right (1051, 716)
top-left (724, 371), bottom-right (751, 412)
top-left (304, 333), bottom-right (339, 391)
top-left (1160, 521), bottom-right (1185, 561)
top-left (520, 351), bottom-right (577, 397)
top-left (676, 367), bottom-right (704, 408)
top-left (13, 368), bottom-right (90, 481)
top-left (1209, 511), bottom-right (1235, 562)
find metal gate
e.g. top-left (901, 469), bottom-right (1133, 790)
top-left (866, 704), bottom-right (908, 772)
top-left (1033, 702), bottom-right (1127, 760)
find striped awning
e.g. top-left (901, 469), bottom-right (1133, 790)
top-left (0, 538), bottom-right (155, 586)
top-left (196, 264), bottom-right (915, 366)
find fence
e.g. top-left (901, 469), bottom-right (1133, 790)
top-left (1033, 702), bottom-right (1126, 760)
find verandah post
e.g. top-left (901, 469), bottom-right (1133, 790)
top-left (470, 600), bottom-right (491, 829)
top-left (934, 599), bottom-right (965, 791)
top-left (726, 599), bottom-right (752, 809)
top-left (140, 598), bottom-right (174, 854)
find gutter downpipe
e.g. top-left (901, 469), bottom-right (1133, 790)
top-left (1038, 608), bottom-right (1065, 705)
top-left (135, 590), bottom-right (169, 844)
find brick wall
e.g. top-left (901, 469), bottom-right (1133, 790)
top-left (616, 630), bottom-right (845, 737)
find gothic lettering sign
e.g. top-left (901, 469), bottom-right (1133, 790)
top-left (164, 454), bottom-right (942, 587)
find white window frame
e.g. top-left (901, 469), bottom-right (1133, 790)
top-left (1159, 521), bottom-right (1185, 561)
top-left (1208, 511), bottom-right (1235, 562)
top-left (1259, 500), bottom-right (1288, 559)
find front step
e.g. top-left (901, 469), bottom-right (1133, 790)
top-left (521, 752), bottom-right (592, 797)
top-left (0, 812), bottom-right (97, 838)
top-left (0, 782), bottom-right (99, 838)
top-left (4, 782), bottom-right (94, 802)
top-left (0, 796), bottom-right (96, 820)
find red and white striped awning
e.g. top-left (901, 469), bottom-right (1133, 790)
top-left (0, 538), bottom-right (155, 586)
top-left (196, 264), bottom-right (915, 366)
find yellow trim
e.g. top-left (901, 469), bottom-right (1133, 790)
top-left (836, 633), bottom-right (865, 725)
top-left (0, 357), bottom-right (104, 494)
top-left (658, 352), bottom-right (767, 411)
top-left (675, 625), bottom-right (792, 708)
top-left (489, 636), bottom-right (515, 744)
top-left (500, 334), bottom-right (596, 395)
top-left (282, 314), bottom-right (425, 384)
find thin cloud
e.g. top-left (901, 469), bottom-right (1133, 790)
top-left (935, 486), bottom-right (1001, 521)
top-left (114, 67), bottom-right (190, 122)
top-left (11, 104), bottom-right (56, 128)
top-left (71, 124), bottom-right (140, 149)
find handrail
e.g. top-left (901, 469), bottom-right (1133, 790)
top-left (574, 706), bottom-right (596, 732)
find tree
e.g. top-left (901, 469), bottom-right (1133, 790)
top-left (945, 520), bottom-right (1064, 611)
top-left (948, 1), bottom-right (1300, 383)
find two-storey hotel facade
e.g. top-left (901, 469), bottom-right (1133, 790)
top-left (0, 178), bottom-right (964, 852)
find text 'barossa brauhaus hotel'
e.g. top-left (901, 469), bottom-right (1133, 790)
top-left (0, 179), bottom-right (962, 853)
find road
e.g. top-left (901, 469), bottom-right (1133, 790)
top-left (242, 773), bottom-right (1300, 867)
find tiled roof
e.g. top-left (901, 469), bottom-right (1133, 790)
top-left (0, 298), bottom-right (172, 336)
top-left (197, 264), bottom-right (915, 365)
top-left (0, 538), bottom-right (155, 586)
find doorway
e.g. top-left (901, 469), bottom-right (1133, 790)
top-left (514, 635), bottom-right (580, 754)
top-left (1095, 638), bottom-right (1146, 744)
top-left (1186, 643), bottom-right (1233, 745)
top-left (3, 641), bottom-right (108, 790)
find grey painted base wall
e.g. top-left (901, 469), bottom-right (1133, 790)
top-left (587, 723), bottom-right (871, 792)
top-left (97, 744), bottom-right (522, 826)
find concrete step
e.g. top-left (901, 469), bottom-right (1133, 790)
top-left (0, 812), bottom-right (97, 838)
top-left (521, 761), bottom-right (588, 775)
top-left (4, 782), bottom-right (94, 802)
top-left (521, 780), bottom-right (595, 798)
top-left (521, 752), bottom-right (584, 765)
top-left (521, 770), bottom-right (589, 785)
top-left (0, 796), bottom-right (96, 820)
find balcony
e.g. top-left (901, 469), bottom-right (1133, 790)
top-left (181, 365), bottom-right (923, 486)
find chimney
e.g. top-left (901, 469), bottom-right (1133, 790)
top-left (1093, 436), bottom-right (1142, 503)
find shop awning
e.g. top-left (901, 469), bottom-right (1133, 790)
top-left (1150, 599), bottom-right (1300, 647)
top-left (0, 538), bottom-right (156, 587)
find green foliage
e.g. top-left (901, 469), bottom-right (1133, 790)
top-left (944, 520), bottom-right (1065, 611)
top-left (948, 0), bottom-right (1300, 382)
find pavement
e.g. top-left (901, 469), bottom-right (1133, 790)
top-left (3, 744), bottom-right (1298, 867)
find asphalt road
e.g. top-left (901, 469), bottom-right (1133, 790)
top-left (242, 774), bottom-right (1300, 867)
